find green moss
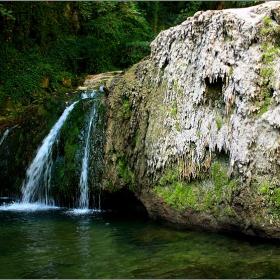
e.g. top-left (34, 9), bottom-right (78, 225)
top-left (229, 66), bottom-right (234, 76)
top-left (171, 101), bottom-right (178, 117)
top-left (117, 98), bottom-right (131, 119)
top-left (263, 16), bottom-right (273, 25)
top-left (204, 192), bottom-right (214, 210)
top-left (212, 162), bottom-right (227, 202)
top-left (261, 67), bottom-right (274, 79)
top-left (224, 206), bottom-right (233, 217)
top-left (261, 16), bottom-right (280, 36)
top-left (118, 155), bottom-right (136, 191)
top-left (216, 119), bottom-right (222, 130)
top-left (155, 181), bottom-right (199, 211)
top-left (254, 176), bottom-right (280, 219)
top-left (155, 154), bottom-right (238, 216)
top-left (133, 134), bottom-right (141, 148)
top-left (254, 44), bottom-right (278, 116)
top-left (171, 108), bottom-right (177, 117)
top-left (175, 123), bottom-right (181, 132)
top-left (158, 169), bottom-right (178, 186)
top-left (51, 97), bottom-right (107, 202)
top-left (259, 102), bottom-right (270, 116)
top-left (260, 182), bottom-right (270, 195)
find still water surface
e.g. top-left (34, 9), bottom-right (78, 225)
top-left (1, 203), bottom-right (280, 278)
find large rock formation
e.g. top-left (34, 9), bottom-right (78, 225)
top-left (103, 2), bottom-right (280, 238)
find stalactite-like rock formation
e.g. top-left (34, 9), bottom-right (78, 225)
top-left (104, 2), bottom-right (280, 237)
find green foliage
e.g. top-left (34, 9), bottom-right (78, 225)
top-left (79, 2), bottom-right (151, 69)
top-left (0, 1), bottom-right (263, 108)
top-left (173, 2), bottom-right (205, 25)
top-left (120, 41), bottom-right (151, 67)
top-left (0, 4), bottom-right (15, 20)
top-left (0, 1), bottom-right (152, 108)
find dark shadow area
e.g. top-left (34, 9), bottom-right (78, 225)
top-left (204, 76), bottom-right (224, 103)
top-left (101, 189), bottom-right (148, 216)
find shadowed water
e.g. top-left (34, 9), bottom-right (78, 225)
top-left (1, 203), bottom-right (280, 279)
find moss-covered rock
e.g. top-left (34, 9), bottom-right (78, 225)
top-left (103, 2), bottom-right (280, 238)
top-left (0, 98), bottom-right (66, 197)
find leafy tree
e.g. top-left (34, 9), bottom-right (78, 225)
top-left (0, 1), bottom-right (263, 108)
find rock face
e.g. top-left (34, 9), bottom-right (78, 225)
top-left (103, 2), bottom-right (280, 238)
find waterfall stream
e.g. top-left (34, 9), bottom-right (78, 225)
top-left (21, 101), bottom-right (79, 204)
top-left (0, 124), bottom-right (18, 146)
top-left (20, 89), bottom-right (104, 209)
top-left (78, 95), bottom-right (96, 209)
top-left (0, 128), bottom-right (10, 146)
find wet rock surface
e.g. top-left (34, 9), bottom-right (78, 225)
top-left (104, 2), bottom-right (280, 238)
top-left (0, 99), bottom-right (66, 197)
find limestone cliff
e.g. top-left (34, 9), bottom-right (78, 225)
top-left (103, 2), bottom-right (280, 238)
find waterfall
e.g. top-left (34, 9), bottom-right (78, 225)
top-left (21, 101), bottom-right (79, 204)
top-left (78, 90), bottom-right (105, 210)
top-left (20, 88), bottom-right (105, 209)
top-left (0, 125), bottom-right (18, 146)
top-left (78, 101), bottom-right (96, 209)
top-left (0, 129), bottom-right (10, 146)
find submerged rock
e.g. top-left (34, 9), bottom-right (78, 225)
top-left (103, 2), bottom-right (280, 238)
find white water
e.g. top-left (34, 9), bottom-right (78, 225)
top-left (21, 101), bottom-right (79, 204)
top-left (0, 124), bottom-right (18, 146)
top-left (0, 202), bottom-right (59, 212)
top-left (0, 129), bottom-right (10, 146)
top-left (81, 90), bottom-right (98, 100)
top-left (79, 104), bottom-right (96, 209)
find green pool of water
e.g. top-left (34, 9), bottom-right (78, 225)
top-left (1, 206), bottom-right (280, 278)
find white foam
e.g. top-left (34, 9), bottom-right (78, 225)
top-left (0, 202), bottom-right (60, 212)
top-left (66, 208), bottom-right (102, 215)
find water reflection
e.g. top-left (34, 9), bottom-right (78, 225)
top-left (1, 208), bottom-right (280, 278)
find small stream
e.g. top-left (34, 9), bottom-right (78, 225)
top-left (0, 205), bottom-right (280, 278)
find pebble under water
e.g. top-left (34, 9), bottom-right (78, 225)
top-left (1, 202), bottom-right (280, 278)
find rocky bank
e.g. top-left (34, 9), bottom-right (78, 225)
top-left (103, 2), bottom-right (280, 238)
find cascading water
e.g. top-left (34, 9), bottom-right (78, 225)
top-left (20, 89), bottom-right (105, 210)
top-left (21, 101), bottom-right (79, 204)
top-left (78, 97), bottom-right (96, 209)
top-left (0, 124), bottom-right (18, 146)
top-left (0, 129), bottom-right (10, 146)
top-left (78, 90), bottom-right (105, 210)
